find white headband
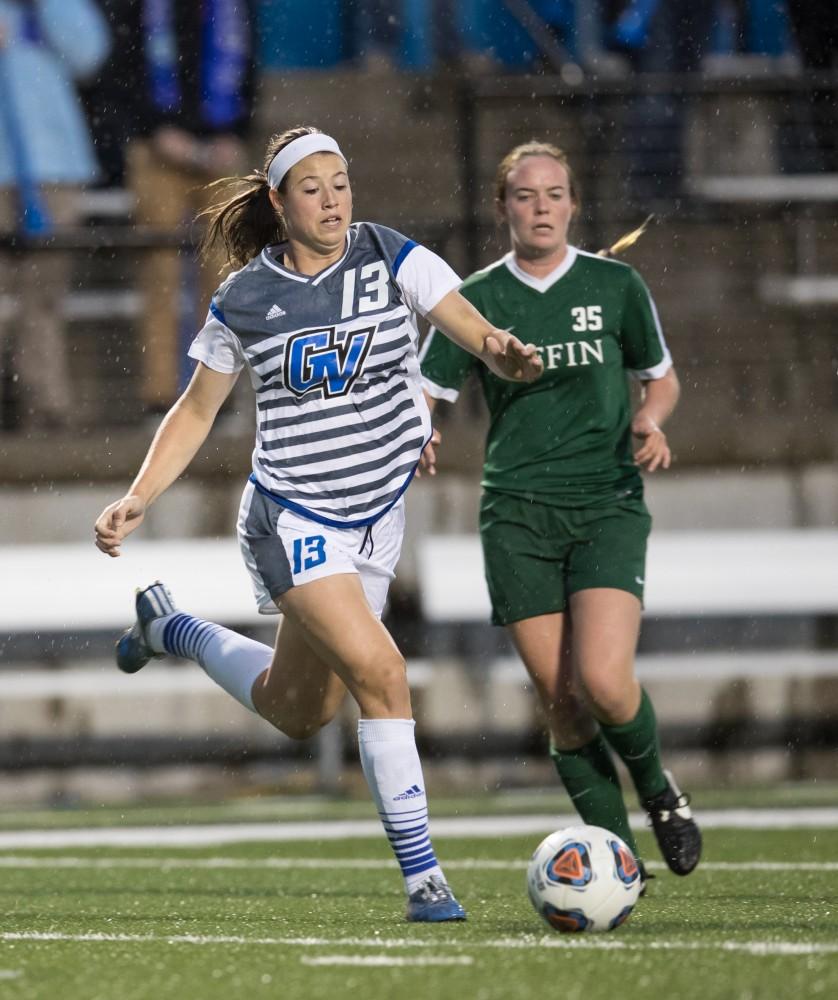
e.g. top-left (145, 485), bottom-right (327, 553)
top-left (267, 133), bottom-right (346, 189)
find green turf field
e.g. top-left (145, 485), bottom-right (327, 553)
top-left (1, 814), bottom-right (837, 1000)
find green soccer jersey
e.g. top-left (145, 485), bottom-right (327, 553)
top-left (419, 247), bottom-right (672, 508)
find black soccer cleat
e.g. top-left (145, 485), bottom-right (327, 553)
top-left (643, 770), bottom-right (702, 876)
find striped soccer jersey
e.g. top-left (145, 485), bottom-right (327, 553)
top-left (189, 222), bottom-right (460, 527)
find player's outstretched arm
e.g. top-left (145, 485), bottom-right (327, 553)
top-left (94, 364), bottom-right (238, 557)
top-left (426, 290), bottom-right (543, 383)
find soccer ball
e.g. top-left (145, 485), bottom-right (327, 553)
top-left (526, 825), bottom-right (641, 933)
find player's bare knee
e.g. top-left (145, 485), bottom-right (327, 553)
top-left (544, 692), bottom-right (596, 744)
top-left (357, 651), bottom-right (406, 690)
top-left (542, 688), bottom-right (588, 727)
top-left (584, 678), bottom-right (638, 726)
top-left (283, 718), bottom-right (324, 741)
top-left (352, 655), bottom-right (410, 717)
top-left (254, 688), bottom-right (326, 740)
top-left (266, 708), bottom-right (324, 741)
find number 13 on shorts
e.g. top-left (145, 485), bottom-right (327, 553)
top-left (292, 535), bottom-right (327, 574)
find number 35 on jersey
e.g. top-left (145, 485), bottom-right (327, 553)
top-left (570, 305), bottom-right (603, 332)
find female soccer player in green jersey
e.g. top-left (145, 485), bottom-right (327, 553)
top-left (419, 140), bottom-right (701, 882)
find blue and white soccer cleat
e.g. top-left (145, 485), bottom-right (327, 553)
top-left (405, 875), bottom-right (467, 922)
top-left (115, 581), bottom-right (177, 674)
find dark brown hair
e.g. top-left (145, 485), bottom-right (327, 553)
top-left (199, 125), bottom-right (322, 269)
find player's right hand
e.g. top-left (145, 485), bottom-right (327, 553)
top-left (483, 330), bottom-right (543, 383)
top-left (94, 495), bottom-right (146, 557)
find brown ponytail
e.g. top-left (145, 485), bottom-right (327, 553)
top-left (597, 215), bottom-right (654, 258)
top-left (199, 125), bottom-right (323, 270)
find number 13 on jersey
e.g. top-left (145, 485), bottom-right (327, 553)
top-left (292, 535), bottom-right (327, 574)
top-left (341, 262), bottom-right (389, 318)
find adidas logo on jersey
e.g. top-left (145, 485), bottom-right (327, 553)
top-left (265, 303), bottom-right (286, 320)
top-left (393, 784), bottom-right (423, 801)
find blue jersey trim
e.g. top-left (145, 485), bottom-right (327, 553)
top-left (392, 240), bottom-right (418, 277)
top-left (209, 300), bottom-right (228, 326)
top-left (247, 438), bottom-right (429, 529)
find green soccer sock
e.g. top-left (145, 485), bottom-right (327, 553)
top-left (549, 734), bottom-right (639, 857)
top-left (600, 688), bottom-right (668, 803)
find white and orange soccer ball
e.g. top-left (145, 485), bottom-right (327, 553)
top-left (526, 825), bottom-right (642, 933)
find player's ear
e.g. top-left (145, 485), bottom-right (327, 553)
top-left (268, 188), bottom-right (284, 217)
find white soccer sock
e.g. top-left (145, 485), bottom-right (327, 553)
top-left (357, 717), bottom-right (444, 894)
top-left (147, 613), bottom-right (271, 712)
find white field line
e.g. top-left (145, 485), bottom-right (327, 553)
top-left (0, 808), bottom-right (837, 849)
top-left (301, 956), bottom-right (475, 967)
top-left (1, 856), bottom-right (838, 874)
top-left (0, 971), bottom-right (22, 980)
top-left (2, 931), bottom-right (837, 958)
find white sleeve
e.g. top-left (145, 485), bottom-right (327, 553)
top-left (395, 244), bottom-right (461, 317)
top-left (627, 351), bottom-right (673, 382)
top-left (188, 310), bottom-right (246, 374)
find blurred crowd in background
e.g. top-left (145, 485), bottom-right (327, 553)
top-left (86, 1), bottom-right (836, 189)
top-left (254, 1), bottom-right (822, 77)
top-left (0, 0), bottom-right (836, 432)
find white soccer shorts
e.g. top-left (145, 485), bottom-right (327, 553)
top-left (237, 479), bottom-right (405, 619)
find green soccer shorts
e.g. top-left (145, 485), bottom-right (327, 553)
top-left (479, 490), bottom-right (652, 626)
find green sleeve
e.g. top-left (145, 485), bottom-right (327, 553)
top-left (619, 268), bottom-right (671, 375)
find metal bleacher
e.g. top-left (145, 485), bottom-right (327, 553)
top-left (687, 173), bottom-right (838, 307)
top-left (413, 528), bottom-right (838, 764)
top-left (2, 527), bottom-right (837, 790)
top-left (418, 531), bottom-right (838, 623)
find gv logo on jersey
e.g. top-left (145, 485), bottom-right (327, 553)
top-left (284, 325), bottom-right (374, 398)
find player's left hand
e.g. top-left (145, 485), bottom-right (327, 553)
top-left (483, 330), bottom-right (543, 383)
top-left (417, 427), bottom-right (441, 477)
top-left (632, 413), bottom-right (671, 471)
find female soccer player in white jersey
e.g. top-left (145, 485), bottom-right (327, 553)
top-left (419, 141), bottom-right (701, 885)
top-left (93, 126), bottom-right (542, 923)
